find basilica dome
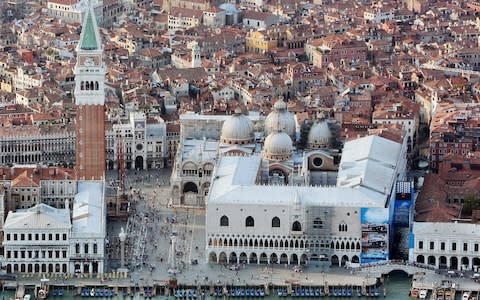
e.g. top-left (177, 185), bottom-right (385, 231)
top-left (220, 107), bottom-right (254, 145)
top-left (264, 98), bottom-right (296, 139)
top-left (263, 131), bottom-right (293, 161)
top-left (307, 120), bottom-right (332, 149)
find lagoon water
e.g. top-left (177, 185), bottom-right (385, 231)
top-left (2, 271), bottom-right (415, 300)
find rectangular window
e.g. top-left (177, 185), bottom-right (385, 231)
top-left (63, 234), bottom-right (67, 240)
top-left (475, 244), bottom-right (479, 252)
top-left (75, 243), bottom-right (80, 254)
top-left (84, 244), bottom-right (89, 254)
top-left (452, 242), bottom-right (457, 251)
top-left (48, 234), bottom-right (52, 240)
top-left (56, 234), bottom-right (60, 241)
top-left (419, 241), bottom-right (423, 249)
top-left (93, 243), bottom-right (98, 254)
top-left (441, 242), bottom-right (445, 251)
top-left (6, 234), bottom-right (10, 241)
top-left (430, 241), bottom-right (434, 250)
top-left (464, 243), bottom-right (468, 251)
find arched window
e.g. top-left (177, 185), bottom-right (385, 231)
top-left (95, 81), bottom-right (99, 90)
top-left (272, 217), bottom-right (280, 228)
top-left (80, 81), bottom-right (84, 90)
top-left (220, 215), bottom-right (229, 227)
top-left (339, 222), bottom-right (348, 232)
top-left (313, 217), bottom-right (323, 229)
top-left (292, 221), bottom-right (302, 232)
top-left (85, 81), bottom-right (90, 90)
top-left (246, 216), bottom-right (254, 227)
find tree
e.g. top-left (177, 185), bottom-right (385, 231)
top-left (462, 195), bottom-right (480, 217)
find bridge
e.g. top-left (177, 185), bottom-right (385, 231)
top-left (354, 261), bottom-right (436, 277)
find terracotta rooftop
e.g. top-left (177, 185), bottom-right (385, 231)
top-left (415, 173), bottom-right (461, 222)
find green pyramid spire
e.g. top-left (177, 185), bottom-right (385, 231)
top-left (80, 10), bottom-right (98, 50)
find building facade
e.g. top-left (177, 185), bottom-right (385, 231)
top-left (0, 125), bottom-right (75, 166)
top-left (305, 36), bottom-right (368, 68)
top-left (106, 112), bottom-right (167, 170)
top-left (69, 181), bottom-right (106, 274)
top-left (170, 112), bottom-right (263, 206)
top-left (3, 204), bottom-right (71, 273)
top-left (47, 0), bottom-right (103, 25)
top-left (411, 222), bottom-right (480, 271)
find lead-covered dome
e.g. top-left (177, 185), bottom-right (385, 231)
top-left (221, 107), bottom-right (254, 145)
top-left (263, 131), bottom-right (293, 161)
top-left (308, 120), bottom-right (331, 149)
top-left (265, 98), bottom-right (296, 139)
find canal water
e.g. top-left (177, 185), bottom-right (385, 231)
top-left (2, 272), bottom-right (413, 299)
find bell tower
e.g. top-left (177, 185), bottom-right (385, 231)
top-left (74, 4), bottom-right (106, 180)
top-left (191, 43), bottom-right (201, 68)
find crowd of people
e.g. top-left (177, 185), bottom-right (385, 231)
top-left (103, 167), bottom-right (209, 287)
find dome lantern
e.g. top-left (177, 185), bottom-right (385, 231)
top-left (265, 97), bottom-right (296, 139)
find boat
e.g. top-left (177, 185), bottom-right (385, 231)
top-left (437, 288), bottom-right (445, 300)
top-left (419, 289), bottom-right (428, 299)
top-left (411, 288), bottom-right (420, 298)
top-left (23, 295), bottom-right (31, 300)
top-left (357, 287), bottom-right (362, 297)
top-left (463, 292), bottom-right (472, 300)
top-left (90, 288), bottom-right (95, 297)
top-left (37, 289), bottom-right (47, 300)
top-left (444, 288), bottom-right (455, 300)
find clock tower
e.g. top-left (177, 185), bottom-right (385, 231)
top-left (74, 5), bottom-right (106, 180)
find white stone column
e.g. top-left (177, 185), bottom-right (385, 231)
top-left (119, 227), bottom-right (126, 269)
